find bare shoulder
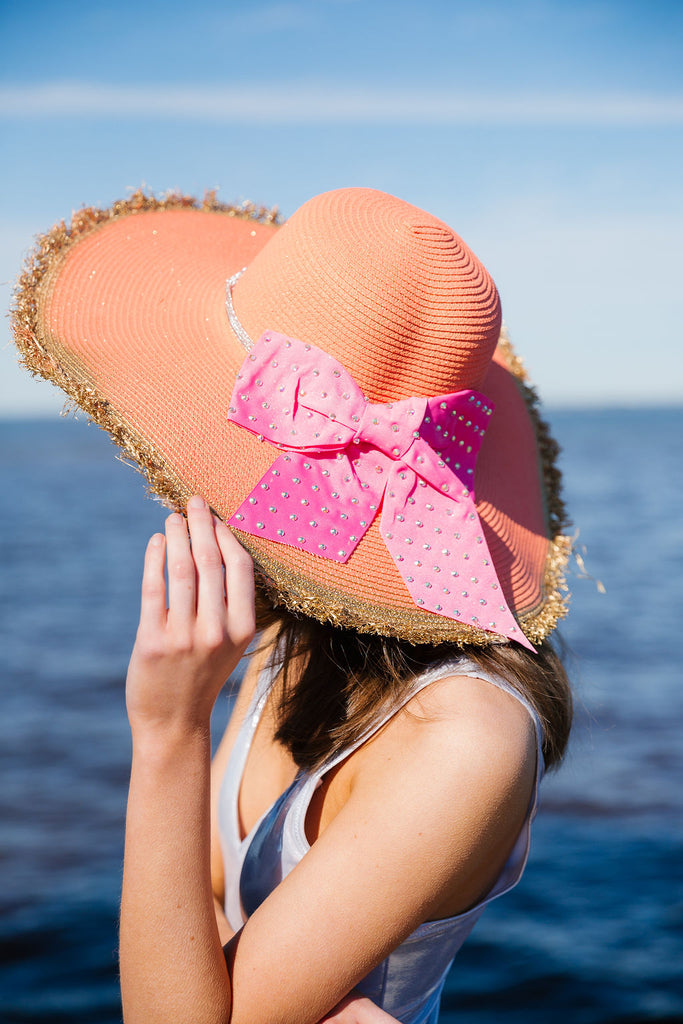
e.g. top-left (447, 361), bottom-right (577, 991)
top-left (342, 670), bottom-right (538, 918)
top-left (353, 669), bottom-right (537, 792)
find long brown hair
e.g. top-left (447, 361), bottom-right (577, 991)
top-left (255, 594), bottom-right (572, 772)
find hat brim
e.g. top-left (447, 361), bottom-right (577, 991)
top-left (12, 193), bottom-right (570, 645)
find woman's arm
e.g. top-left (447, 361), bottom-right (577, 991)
top-left (120, 496), bottom-right (534, 1024)
top-left (120, 498), bottom-right (254, 1024)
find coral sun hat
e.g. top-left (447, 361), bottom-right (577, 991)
top-left (12, 187), bottom-right (570, 648)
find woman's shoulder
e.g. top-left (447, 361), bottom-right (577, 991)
top-left (354, 666), bottom-right (537, 786)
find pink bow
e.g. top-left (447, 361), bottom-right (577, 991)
top-left (227, 332), bottom-right (532, 649)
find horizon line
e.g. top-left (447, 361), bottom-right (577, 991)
top-left (2, 82), bottom-right (683, 126)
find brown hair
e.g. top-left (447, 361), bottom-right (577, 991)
top-left (255, 594), bottom-right (572, 772)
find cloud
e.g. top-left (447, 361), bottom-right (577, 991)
top-left (2, 82), bottom-right (683, 126)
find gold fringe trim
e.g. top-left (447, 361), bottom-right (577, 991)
top-left (11, 194), bottom-right (571, 648)
top-left (10, 188), bottom-right (281, 511)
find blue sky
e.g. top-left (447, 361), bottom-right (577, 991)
top-left (1, 0), bottom-right (682, 413)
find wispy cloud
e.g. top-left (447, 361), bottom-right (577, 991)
top-left (2, 82), bottom-right (683, 126)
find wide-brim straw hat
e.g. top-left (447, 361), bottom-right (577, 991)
top-left (12, 187), bottom-right (570, 648)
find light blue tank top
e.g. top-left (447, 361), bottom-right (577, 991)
top-left (218, 657), bottom-right (544, 1024)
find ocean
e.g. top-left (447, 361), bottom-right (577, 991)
top-left (1, 407), bottom-right (682, 1023)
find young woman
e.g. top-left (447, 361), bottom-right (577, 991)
top-left (12, 187), bottom-right (572, 1024)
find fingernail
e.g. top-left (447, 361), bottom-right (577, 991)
top-left (150, 533), bottom-right (164, 547)
top-left (188, 496), bottom-right (206, 510)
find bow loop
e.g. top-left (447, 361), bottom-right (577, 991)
top-left (355, 396), bottom-right (427, 460)
top-left (227, 331), bottom-right (533, 649)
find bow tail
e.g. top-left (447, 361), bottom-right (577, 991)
top-left (380, 468), bottom-right (534, 649)
top-left (229, 449), bottom-right (382, 563)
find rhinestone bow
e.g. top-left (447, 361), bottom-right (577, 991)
top-left (227, 331), bottom-right (532, 648)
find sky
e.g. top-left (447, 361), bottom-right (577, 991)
top-left (1, 0), bottom-right (682, 414)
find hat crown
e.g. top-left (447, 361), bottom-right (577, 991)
top-left (233, 188), bottom-right (501, 403)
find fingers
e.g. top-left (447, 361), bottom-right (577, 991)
top-left (214, 517), bottom-right (256, 644)
top-left (165, 512), bottom-right (197, 629)
top-left (139, 532), bottom-right (167, 634)
top-left (186, 497), bottom-right (228, 633)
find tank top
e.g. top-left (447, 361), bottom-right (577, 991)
top-left (217, 657), bottom-right (544, 1024)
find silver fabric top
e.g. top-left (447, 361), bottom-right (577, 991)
top-left (218, 657), bottom-right (544, 1024)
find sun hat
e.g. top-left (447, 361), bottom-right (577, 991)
top-left (11, 187), bottom-right (570, 648)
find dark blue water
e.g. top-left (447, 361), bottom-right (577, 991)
top-left (1, 408), bottom-right (682, 1023)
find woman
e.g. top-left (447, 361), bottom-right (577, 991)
top-left (12, 187), bottom-right (572, 1023)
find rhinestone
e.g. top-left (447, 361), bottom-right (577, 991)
top-left (451, 570), bottom-right (459, 577)
top-left (462, 590), bottom-right (469, 597)
top-left (298, 536), bottom-right (306, 543)
top-left (397, 554), bottom-right (404, 562)
top-left (289, 513), bottom-right (298, 521)
top-left (375, 466), bottom-right (383, 474)
top-left (277, 528), bottom-right (285, 536)
top-left (312, 484), bottom-right (320, 492)
top-left (405, 538), bottom-right (413, 545)
top-left (248, 414), bottom-right (256, 422)
top-left (338, 550), bottom-right (346, 557)
top-left (425, 582), bottom-right (432, 589)
top-left (480, 599), bottom-right (487, 605)
top-left (442, 548), bottom-right (451, 556)
top-left (235, 513), bottom-right (244, 521)
top-left (271, 360), bottom-right (278, 368)
top-left (293, 477), bottom-right (301, 484)
top-left (256, 521), bottom-right (265, 529)
top-left (360, 520), bottom-right (367, 527)
top-left (392, 447), bottom-right (400, 456)
top-left (256, 434), bottom-right (264, 442)
top-left (386, 531), bottom-right (394, 540)
top-left (492, 583), bottom-right (499, 590)
top-left (408, 497), bottom-right (416, 505)
top-left (322, 469), bottom-right (330, 477)
top-left (228, 405), bottom-right (236, 414)
top-left (350, 497), bottom-right (358, 504)
top-left (397, 514), bottom-right (405, 522)
top-left (284, 455), bottom-right (292, 462)
top-left (417, 598), bottom-right (424, 605)
top-left (309, 520), bottom-right (317, 527)
top-left (301, 498), bottom-right (309, 506)
top-left (407, 575), bottom-right (414, 583)
top-left (435, 527), bottom-right (442, 535)
top-left (436, 604), bottom-right (442, 611)
top-left (463, 553), bottom-right (470, 560)
top-left (443, 588), bottom-right (450, 595)
top-left (453, 609), bottom-right (460, 616)
top-left (268, 424), bottom-right (277, 431)
top-left (352, 414), bottom-right (360, 422)
top-left (412, 430), bottom-right (420, 438)
top-left (441, 484), bottom-right (449, 492)
top-left (440, 401), bottom-right (447, 410)
top-left (269, 505), bottom-right (277, 513)
top-left (255, 378), bottom-right (263, 386)
top-left (281, 491), bottom-right (289, 498)
top-left (350, 534), bottom-right (357, 541)
top-left (416, 520), bottom-right (423, 528)
top-left (318, 543), bottom-right (327, 550)
top-left (248, 497), bottom-right (257, 505)
top-left (426, 503), bottom-right (434, 511)
top-left (303, 462), bottom-right (311, 470)
top-left (415, 559), bottom-right (422, 567)
top-left (340, 512), bottom-right (347, 520)
top-left (489, 621), bottom-right (497, 628)
top-left (260, 483), bottom-right (269, 490)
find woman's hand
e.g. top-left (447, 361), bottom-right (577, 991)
top-left (320, 993), bottom-right (402, 1023)
top-left (125, 496), bottom-right (255, 737)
